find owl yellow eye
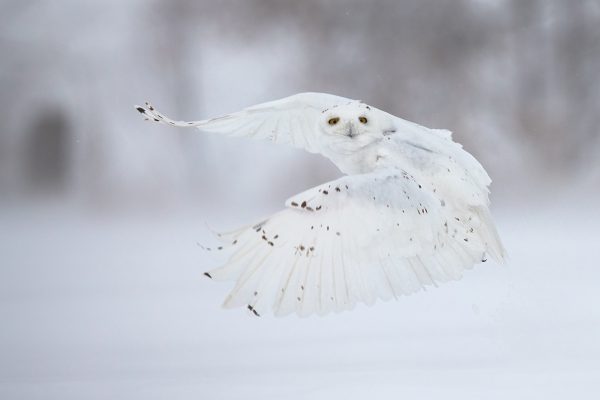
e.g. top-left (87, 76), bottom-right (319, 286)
top-left (328, 117), bottom-right (339, 125)
top-left (358, 116), bottom-right (368, 124)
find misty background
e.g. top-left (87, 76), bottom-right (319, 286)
top-left (2, 0), bottom-right (599, 208)
top-left (1, 1), bottom-right (599, 399)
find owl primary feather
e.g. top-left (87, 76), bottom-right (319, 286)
top-left (135, 92), bottom-right (506, 317)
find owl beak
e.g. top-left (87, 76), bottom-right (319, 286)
top-left (346, 122), bottom-right (356, 138)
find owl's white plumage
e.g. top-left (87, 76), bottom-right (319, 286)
top-left (136, 92), bottom-right (506, 317)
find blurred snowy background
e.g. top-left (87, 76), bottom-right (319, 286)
top-left (1, 0), bottom-right (599, 399)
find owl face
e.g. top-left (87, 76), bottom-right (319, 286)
top-left (319, 102), bottom-right (387, 153)
top-left (320, 102), bottom-right (375, 137)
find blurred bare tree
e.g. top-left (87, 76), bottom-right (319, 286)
top-left (24, 108), bottom-right (70, 193)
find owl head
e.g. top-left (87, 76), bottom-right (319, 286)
top-left (319, 101), bottom-right (391, 152)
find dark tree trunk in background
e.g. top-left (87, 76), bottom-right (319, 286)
top-left (25, 110), bottom-right (70, 193)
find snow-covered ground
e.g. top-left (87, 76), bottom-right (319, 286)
top-left (0, 200), bottom-right (599, 399)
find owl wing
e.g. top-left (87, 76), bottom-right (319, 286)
top-left (135, 92), bottom-right (353, 153)
top-left (204, 169), bottom-right (505, 317)
top-left (388, 114), bottom-right (494, 204)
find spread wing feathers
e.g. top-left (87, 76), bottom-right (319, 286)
top-left (135, 92), bottom-right (352, 153)
top-left (205, 170), bottom-right (505, 317)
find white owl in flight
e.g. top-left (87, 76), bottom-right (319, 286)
top-left (135, 92), bottom-right (506, 317)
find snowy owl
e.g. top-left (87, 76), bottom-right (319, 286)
top-left (135, 92), bottom-right (506, 317)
